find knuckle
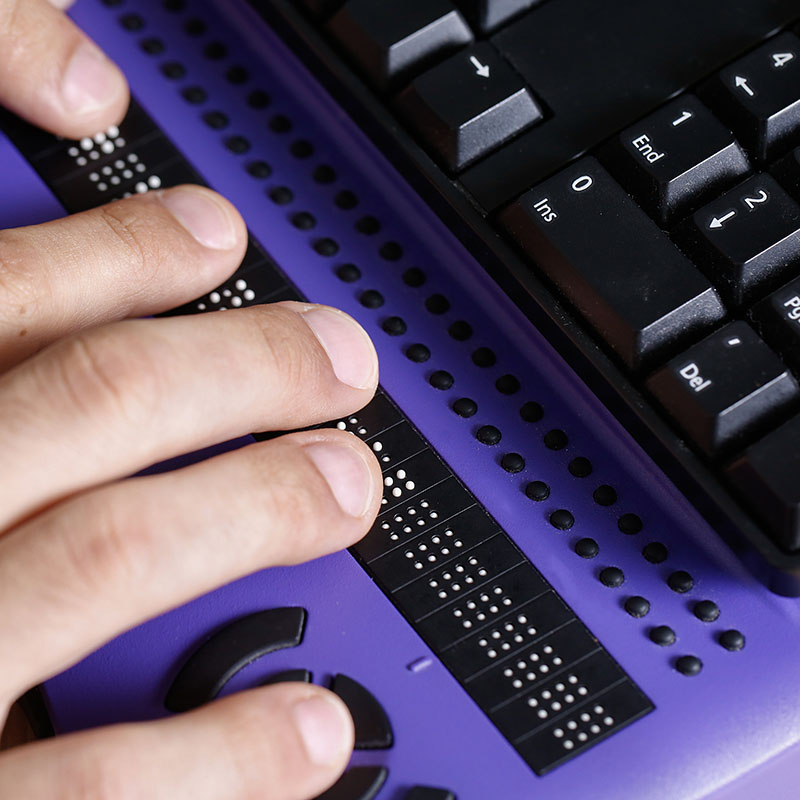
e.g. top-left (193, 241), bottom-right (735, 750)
top-left (96, 201), bottom-right (166, 283)
top-left (252, 307), bottom-right (322, 390)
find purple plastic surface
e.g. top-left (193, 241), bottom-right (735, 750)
top-left (5, 0), bottom-right (796, 797)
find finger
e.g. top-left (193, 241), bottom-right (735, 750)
top-left (0, 430), bottom-right (381, 695)
top-left (0, 0), bottom-right (128, 138)
top-left (0, 302), bottom-right (378, 530)
top-left (0, 185), bottom-right (247, 370)
top-left (0, 684), bottom-right (354, 800)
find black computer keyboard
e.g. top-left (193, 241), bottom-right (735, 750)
top-left (256, 0), bottom-right (800, 591)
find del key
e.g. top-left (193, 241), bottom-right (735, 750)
top-left (501, 158), bottom-right (725, 370)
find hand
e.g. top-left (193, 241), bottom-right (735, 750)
top-left (0, 2), bottom-right (384, 798)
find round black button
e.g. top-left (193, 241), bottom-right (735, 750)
top-left (313, 165), bottom-right (337, 184)
top-left (574, 538), bottom-right (599, 559)
top-left (544, 429), bottom-right (568, 450)
top-left (181, 86), bottom-right (207, 104)
top-left (524, 481), bottom-right (550, 501)
top-left (290, 139), bottom-right (313, 158)
top-left (406, 344), bottom-right (431, 363)
top-left (382, 316), bottom-right (407, 336)
top-left (247, 160), bottom-right (272, 179)
top-left (379, 242), bottom-right (403, 261)
top-left (501, 453), bottom-right (525, 473)
top-left (550, 509), bottom-right (575, 530)
top-left (568, 457), bottom-right (592, 477)
top-left (599, 566), bottom-right (624, 587)
top-left (452, 397), bottom-right (477, 418)
top-left (425, 294), bottom-right (450, 315)
top-left (520, 401), bottom-right (544, 423)
top-left (268, 186), bottom-right (294, 205)
top-left (624, 596), bottom-right (650, 618)
top-left (448, 320), bottom-right (472, 341)
top-left (675, 655), bottom-right (703, 676)
top-left (313, 238), bottom-right (339, 257)
top-left (719, 629), bottom-right (745, 652)
top-left (247, 89), bottom-right (270, 109)
top-left (335, 263), bottom-right (360, 283)
top-left (269, 114), bottom-right (291, 133)
top-left (429, 370), bottom-right (454, 390)
top-left (335, 190), bottom-right (358, 210)
top-left (476, 425), bottom-right (501, 445)
top-left (642, 542), bottom-right (668, 564)
top-left (649, 625), bottom-right (676, 646)
top-left (161, 61), bottom-right (186, 80)
top-left (290, 211), bottom-right (316, 230)
top-left (693, 600), bottom-right (720, 623)
top-left (668, 570), bottom-right (694, 594)
top-left (359, 290), bottom-right (384, 309)
top-left (472, 347), bottom-right (496, 367)
top-left (403, 268), bottom-right (426, 288)
top-left (593, 485), bottom-right (617, 506)
top-left (355, 216), bottom-right (380, 234)
top-left (496, 374), bottom-right (521, 395)
top-left (618, 513), bottom-right (643, 535)
top-left (203, 42), bottom-right (227, 59)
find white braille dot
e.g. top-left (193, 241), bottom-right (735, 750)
top-left (122, 169), bottom-right (133, 179)
top-left (544, 646), bottom-right (553, 654)
top-left (578, 732), bottom-right (588, 742)
top-left (513, 680), bottom-right (522, 689)
top-left (578, 687), bottom-right (588, 696)
top-left (136, 163), bottom-right (146, 172)
top-left (358, 427), bottom-right (367, 435)
top-left (384, 477), bottom-right (393, 486)
top-left (101, 166), bottom-right (112, 176)
top-left (94, 132), bottom-right (107, 144)
top-left (373, 442), bottom-right (383, 452)
top-left (527, 698), bottom-right (538, 707)
top-left (197, 303), bottom-right (206, 311)
top-left (537, 709), bottom-right (547, 719)
top-left (405, 481), bottom-right (415, 490)
top-left (568, 676), bottom-right (578, 684)
top-left (116, 137), bottom-right (126, 147)
top-left (553, 657), bottom-right (563, 666)
top-left (128, 153), bottom-right (138, 163)
top-left (567, 721), bottom-right (577, 730)
top-left (564, 740), bottom-right (574, 750)
top-left (604, 716), bottom-right (614, 726)
top-left (397, 470), bottom-right (406, 479)
top-left (101, 141), bottom-right (115, 154)
top-left (115, 159), bottom-right (125, 169)
top-left (336, 421), bottom-right (346, 430)
top-left (231, 296), bottom-right (242, 307)
top-left (108, 126), bottom-right (120, 138)
top-left (503, 669), bottom-right (513, 678)
top-left (80, 137), bottom-right (93, 151)
top-left (97, 182), bottom-right (107, 191)
top-left (110, 176), bottom-right (120, 185)
top-left (148, 175), bottom-right (162, 189)
top-left (454, 610), bottom-right (462, 618)
top-left (540, 665), bottom-right (549, 673)
top-left (542, 691), bottom-right (552, 700)
top-left (89, 151), bottom-right (100, 160)
top-left (554, 728), bottom-right (564, 738)
top-left (463, 620), bottom-right (472, 628)
top-left (89, 172), bottom-right (99, 182)
top-left (135, 181), bottom-right (148, 193)
top-left (552, 702), bottom-right (562, 711)
top-left (210, 292), bottom-right (221, 304)
top-left (77, 157), bottom-right (87, 166)
top-left (525, 672), bottom-right (535, 681)
top-left (392, 488), bottom-right (401, 497)
top-left (68, 147), bottom-right (79, 157)
top-left (580, 713), bottom-right (591, 723)
top-left (590, 725), bottom-right (600, 734)
top-left (565, 694), bottom-right (575, 703)
top-left (594, 706), bottom-right (604, 715)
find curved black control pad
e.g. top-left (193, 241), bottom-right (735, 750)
top-left (404, 787), bottom-right (456, 800)
top-left (315, 767), bottom-right (388, 800)
top-left (164, 607), bottom-right (307, 712)
top-left (330, 674), bottom-right (394, 750)
top-left (262, 669), bottom-right (312, 686)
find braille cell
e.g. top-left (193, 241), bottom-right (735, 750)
top-left (550, 509), bottom-right (575, 530)
top-left (448, 320), bottom-right (473, 341)
top-left (593, 485), bottom-right (618, 506)
top-left (574, 538), bottom-right (599, 558)
top-left (359, 290), bottom-right (384, 309)
top-left (624, 596), bottom-right (650, 618)
top-left (642, 542), bottom-right (668, 564)
top-left (161, 61), bottom-right (186, 80)
top-left (382, 316), bottom-right (407, 336)
top-left (247, 89), bottom-right (270, 109)
top-left (520, 401), bottom-right (544, 423)
top-left (429, 370), bottom-right (454, 390)
top-left (120, 13), bottom-right (145, 31)
top-left (226, 66), bottom-right (249, 84)
top-left (496, 374), bottom-right (521, 395)
top-left (335, 190), bottom-right (358, 209)
top-left (425, 294), bottom-right (450, 314)
top-left (380, 242), bottom-right (403, 261)
top-left (525, 481), bottom-right (550, 501)
top-left (568, 457), bottom-right (592, 477)
top-left (501, 453), bottom-right (525, 473)
top-left (472, 347), bottom-right (496, 367)
top-left (675, 655), bottom-right (703, 676)
top-left (599, 567), bottom-right (624, 587)
top-left (476, 425), bottom-right (501, 445)
top-left (140, 38), bottom-right (165, 55)
top-left (618, 513), bottom-right (643, 535)
top-left (224, 136), bottom-right (251, 154)
top-left (452, 397), bottom-right (477, 417)
top-left (356, 216), bottom-right (381, 234)
top-left (268, 186), bottom-right (294, 205)
top-left (406, 343), bottom-right (431, 363)
top-left (403, 267), bottom-right (426, 287)
top-left (668, 570), bottom-right (694, 594)
top-left (544, 429), bottom-right (568, 450)
top-left (719, 629), bottom-right (745, 651)
top-left (313, 238), bottom-right (340, 256)
top-left (181, 86), bottom-right (207, 104)
top-left (269, 114), bottom-right (292, 133)
top-left (694, 600), bottom-right (720, 622)
top-left (649, 625), bottom-right (676, 646)
top-left (290, 139), bottom-right (314, 158)
top-left (247, 160), bottom-right (272, 179)
top-left (313, 164), bottom-right (337, 184)
top-left (202, 111), bottom-right (229, 130)
top-left (184, 18), bottom-right (207, 35)
top-left (335, 263), bottom-right (361, 282)
top-left (203, 42), bottom-right (228, 60)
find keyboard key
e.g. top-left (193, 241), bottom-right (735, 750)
top-left (676, 174), bottom-right (800, 307)
top-left (602, 95), bottom-right (749, 226)
top-left (726, 415), bottom-right (800, 550)
top-left (500, 158), bottom-right (725, 370)
top-left (327, 0), bottom-right (472, 92)
top-left (646, 321), bottom-right (800, 457)
top-left (395, 42), bottom-right (542, 171)
top-left (454, 0), bottom-right (539, 34)
top-left (772, 146), bottom-right (800, 200)
top-left (700, 32), bottom-right (800, 163)
top-left (750, 275), bottom-right (800, 371)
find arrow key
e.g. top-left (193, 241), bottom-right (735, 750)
top-left (395, 42), bottom-right (542, 171)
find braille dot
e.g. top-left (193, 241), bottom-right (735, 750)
top-left (247, 89), bottom-right (271, 109)
top-left (430, 370), bottom-right (454, 390)
top-left (313, 165), bottom-right (337, 184)
top-left (382, 316), bottom-right (407, 336)
top-left (269, 114), bottom-right (292, 133)
top-left (599, 567), bottom-right (624, 587)
top-left (202, 110), bottom-right (229, 129)
top-left (289, 139), bottom-right (314, 158)
top-left (425, 294), bottom-right (450, 314)
top-left (544, 429), bottom-right (568, 450)
top-left (550, 509), bottom-right (575, 530)
top-left (359, 290), bottom-right (384, 309)
top-left (379, 241), bottom-right (403, 261)
top-left (268, 186), bottom-right (294, 205)
top-left (476, 425), bottom-right (501, 445)
top-left (181, 86), bottom-right (207, 104)
top-left (642, 542), bottom-right (668, 564)
top-left (140, 37), bottom-right (165, 55)
top-left (501, 453), bottom-right (525, 473)
top-left (203, 41), bottom-right (227, 60)
top-left (247, 160), bottom-right (272, 179)
top-left (225, 136), bottom-right (251, 154)
top-left (466, 348), bottom-right (495, 369)
top-left (448, 320), bottom-right (473, 341)
top-left (335, 263), bottom-right (360, 282)
top-left (618, 513), bottom-right (643, 535)
top-left (574, 538), bottom-right (599, 558)
top-left (525, 481), bottom-right (550, 501)
top-left (355, 215), bottom-right (380, 234)
top-left (291, 212), bottom-right (316, 230)
top-left (163, 0), bottom-right (186, 11)
top-left (452, 397), bottom-right (477, 417)
top-left (496, 374), bottom-right (520, 395)
top-left (649, 625), bottom-right (676, 646)
top-left (226, 65), bottom-right (249, 84)
top-left (406, 344), bottom-right (431, 363)
top-left (624, 596), bottom-right (650, 618)
top-left (675, 655), bottom-right (703, 676)
top-left (120, 13), bottom-right (145, 31)
top-left (184, 18), bottom-right (207, 36)
top-left (161, 61), bottom-right (186, 79)
top-left (694, 600), bottom-right (720, 622)
top-left (402, 267), bottom-right (426, 287)
top-left (568, 457), bottom-right (592, 477)
top-left (519, 401), bottom-right (544, 423)
top-left (593, 485), bottom-right (617, 506)
top-left (719, 629), bottom-right (745, 651)
top-left (313, 238), bottom-right (339, 256)
top-left (335, 190), bottom-right (358, 210)
top-left (667, 570), bottom-right (694, 594)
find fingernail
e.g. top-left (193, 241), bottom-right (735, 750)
top-left (61, 41), bottom-right (126, 116)
top-left (293, 694), bottom-right (352, 767)
top-left (159, 187), bottom-right (239, 250)
top-left (305, 441), bottom-right (376, 518)
top-left (299, 307), bottom-right (378, 389)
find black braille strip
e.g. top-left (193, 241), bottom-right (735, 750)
top-left (269, 114), bottom-right (292, 133)
top-left (161, 61), bottom-right (186, 80)
top-left (225, 136), bottom-right (251, 154)
top-left (402, 267), bottom-right (426, 287)
top-left (624, 596), bottom-right (650, 618)
top-left (184, 18), bottom-right (207, 35)
top-left (379, 242), bottom-right (403, 261)
top-left (667, 570), bottom-right (694, 594)
top-left (599, 566), bottom-right (624, 587)
top-left (575, 538), bottom-right (599, 559)
top-left (247, 160), bottom-right (272, 179)
top-left (524, 480), bottom-right (550, 501)
top-left (500, 453), bottom-right (525, 473)
top-left (355, 216), bottom-right (380, 235)
top-left (452, 397), bottom-right (477, 418)
top-left (593, 485), bottom-right (617, 506)
top-left (247, 89), bottom-right (270, 109)
top-left (675, 655), bottom-right (703, 676)
top-left (642, 542), bottom-right (668, 564)
top-left (719, 629), bottom-right (745, 651)
top-left (476, 425), bottom-right (501, 445)
top-left (544, 429), bottom-right (568, 450)
top-left (429, 370), bottom-right (454, 390)
top-left (290, 139), bottom-right (314, 158)
top-left (291, 212), bottom-right (316, 231)
top-left (335, 190), bottom-right (358, 210)
top-left (202, 111), bottom-right (229, 130)
top-left (335, 263), bottom-right (360, 282)
top-left (425, 294), bottom-right (450, 314)
top-left (268, 186), bottom-right (294, 205)
top-left (472, 347), bottom-right (496, 367)
top-left (550, 509), bottom-right (575, 530)
top-left (520, 401), bottom-right (543, 423)
top-left (226, 66), bottom-right (249, 84)
top-left (618, 513), bottom-right (643, 535)
top-left (448, 320), bottom-right (472, 341)
top-left (313, 165), bottom-right (337, 184)
top-left (140, 37), bottom-right (165, 55)
top-left (496, 374), bottom-right (520, 395)
top-left (382, 316), bottom-right (407, 336)
top-left (313, 238), bottom-right (339, 256)
top-left (359, 290), bottom-right (384, 309)
top-left (203, 41), bottom-right (227, 60)
top-left (649, 625), bottom-right (676, 646)
top-left (181, 86), bottom-right (207, 104)
top-left (568, 457), bottom-right (592, 477)
top-left (693, 600), bottom-right (720, 622)
top-left (406, 344), bottom-right (431, 363)
top-left (120, 13), bottom-right (145, 31)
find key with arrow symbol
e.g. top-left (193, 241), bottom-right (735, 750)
top-left (709, 210), bottom-right (736, 229)
top-left (734, 76), bottom-right (755, 97)
top-left (469, 55), bottom-right (490, 78)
